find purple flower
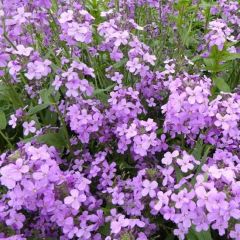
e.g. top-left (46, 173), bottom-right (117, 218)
top-left (125, 123), bottom-right (137, 139)
top-left (162, 150), bottom-right (179, 165)
top-left (59, 10), bottom-right (74, 24)
top-left (52, 76), bottom-right (63, 91)
top-left (112, 189), bottom-right (125, 205)
top-left (186, 86), bottom-right (204, 104)
top-left (25, 59), bottom-right (51, 80)
top-left (113, 30), bottom-right (129, 47)
top-left (62, 216), bottom-right (79, 238)
top-left (0, 159), bottom-right (29, 189)
top-left (230, 224), bottom-right (240, 239)
top-left (204, 19), bottom-right (236, 52)
top-left (6, 211), bottom-right (26, 230)
top-left (141, 180), bottom-right (158, 198)
top-left (126, 58), bottom-right (142, 74)
top-left (32, 164), bottom-right (49, 180)
top-left (23, 120), bottom-right (36, 136)
top-left (146, 98), bottom-right (156, 107)
top-left (9, 114), bottom-right (17, 128)
top-left (0, 53), bottom-right (10, 67)
top-left (143, 53), bottom-right (156, 65)
top-left (12, 7), bottom-right (31, 24)
top-left (153, 190), bottom-right (171, 211)
top-left (162, 166), bottom-right (175, 186)
top-left (76, 224), bottom-right (92, 239)
top-left (8, 61), bottom-right (21, 76)
top-left (176, 152), bottom-right (195, 173)
top-left (64, 189), bottom-right (86, 210)
top-left (12, 45), bottom-right (33, 56)
top-left (205, 191), bottom-right (228, 213)
top-left (214, 113), bottom-right (231, 131)
top-left (173, 224), bottom-right (188, 240)
top-left (111, 72), bottom-right (123, 84)
top-left (110, 214), bottom-right (129, 234)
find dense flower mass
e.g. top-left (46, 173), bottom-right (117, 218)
top-left (162, 73), bottom-right (212, 141)
top-left (0, 0), bottom-right (240, 239)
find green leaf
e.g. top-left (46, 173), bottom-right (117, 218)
top-left (192, 55), bottom-right (202, 62)
top-left (187, 227), bottom-right (212, 240)
top-left (112, 58), bottom-right (128, 69)
top-left (39, 88), bottom-right (52, 104)
top-left (174, 165), bottom-right (184, 183)
top-left (0, 83), bottom-right (22, 108)
top-left (93, 85), bottom-right (114, 104)
top-left (203, 58), bottom-right (214, 69)
top-left (200, 1), bottom-right (216, 9)
top-left (27, 103), bottom-right (49, 116)
top-left (0, 111), bottom-right (7, 130)
top-left (213, 77), bottom-right (231, 92)
top-left (39, 87), bottom-right (59, 104)
top-left (43, 111), bottom-right (58, 125)
top-left (93, 84), bottom-right (115, 95)
top-left (191, 145), bottom-right (212, 185)
top-left (51, 0), bottom-right (58, 12)
top-left (98, 222), bottom-right (110, 237)
top-left (164, 235), bottom-right (175, 240)
top-left (221, 53), bottom-right (240, 62)
top-left (187, 230), bottom-right (198, 240)
top-left (37, 129), bottom-right (67, 149)
top-left (191, 139), bottom-right (203, 160)
top-left (94, 92), bottom-right (108, 104)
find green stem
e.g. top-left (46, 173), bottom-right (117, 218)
top-left (191, 145), bottom-right (213, 185)
top-left (3, 34), bottom-right (17, 50)
top-left (53, 102), bottom-right (73, 157)
top-left (2, 76), bottom-right (24, 108)
top-left (1, 18), bottom-right (17, 50)
top-left (204, 6), bottom-right (211, 34)
top-left (0, 130), bottom-right (13, 149)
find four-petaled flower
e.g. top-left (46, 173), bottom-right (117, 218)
top-left (64, 189), bottom-right (86, 210)
top-left (23, 120), bottom-right (36, 136)
top-left (141, 179), bottom-right (158, 198)
top-left (162, 150), bottom-right (179, 165)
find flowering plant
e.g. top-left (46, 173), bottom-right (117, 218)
top-left (0, 0), bottom-right (240, 239)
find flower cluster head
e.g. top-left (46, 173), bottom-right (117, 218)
top-left (107, 85), bottom-right (144, 124)
top-left (162, 149), bottom-right (199, 173)
top-left (211, 0), bottom-right (240, 26)
top-left (54, 60), bottom-right (94, 98)
top-left (0, 143), bottom-right (111, 239)
top-left (115, 118), bottom-right (161, 157)
top-left (204, 19), bottom-right (236, 52)
top-left (205, 92), bottom-right (240, 151)
top-left (67, 99), bottom-right (104, 143)
top-left (98, 14), bottom-right (156, 77)
top-left (59, 8), bottom-right (94, 44)
top-left (162, 72), bottom-right (212, 141)
top-left (25, 59), bottom-right (51, 80)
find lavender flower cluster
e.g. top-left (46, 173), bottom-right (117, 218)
top-left (0, 0), bottom-right (240, 239)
